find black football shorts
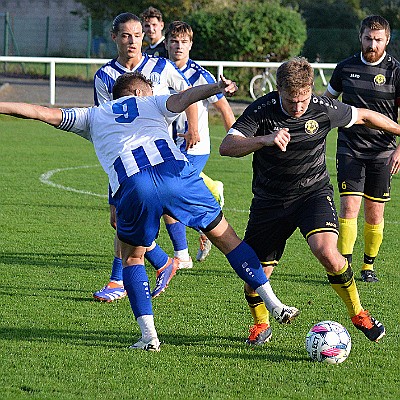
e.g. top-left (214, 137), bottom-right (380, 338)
top-left (244, 187), bottom-right (339, 263)
top-left (336, 153), bottom-right (392, 202)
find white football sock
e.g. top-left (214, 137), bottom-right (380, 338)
top-left (255, 281), bottom-right (284, 312)
top-left (137, 315), bottom-right (157, 341)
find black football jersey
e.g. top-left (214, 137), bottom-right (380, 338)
top-left (231, 92), bottom-right (354, 202)
top-left (329, 53), bottom-right (400, 158)
top-left (142, 41), bottom-right (168, 58)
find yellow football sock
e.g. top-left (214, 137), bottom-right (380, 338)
top-left (244, 288), bottom-right (270, 325)
top-left (338, 217), bottom-right (358, 263)
top-left (327, 261), bottom-right (362, 318)
top-left (200, 172), bottom-right (221, 202)
top-left (362, 220), bottom-right (384, 271)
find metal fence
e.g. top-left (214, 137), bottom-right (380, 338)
top-left (0, 56), bottom-right (336, 105)
top-left (1, 13), bottom-right (400, 62)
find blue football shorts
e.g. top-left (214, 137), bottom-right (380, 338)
top-left (113, 160), bottom-right (221, 247)
top-left (184, 153), bottom-right (209, 176)
top-left (108, 154), bottom-right (209, 206)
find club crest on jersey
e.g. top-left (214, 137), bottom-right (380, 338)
top-left (305, 120), bottom-right (319, 135)
top-left (149, 72), bottom-right (161, 85)
top-left (374, 74), bottom-right (386, 86)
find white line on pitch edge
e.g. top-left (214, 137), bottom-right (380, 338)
top-left (39, 165), bottom-right (107, 198)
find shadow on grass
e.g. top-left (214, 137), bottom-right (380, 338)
top-left (1, 200), bottom-right (106, 211)
top-left (0, 326), bottom-right (307, 361)
top-left (0, 326), bottom-right (132, 348)
top-left (0, 251), bottom-right (106, 270)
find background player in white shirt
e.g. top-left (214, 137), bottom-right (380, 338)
top-left (0, 72), bottom-right (300, 351)
top-left (165, 21), bottom-right (236, 263)
top-left (93, 13), bottom-right (198, 302)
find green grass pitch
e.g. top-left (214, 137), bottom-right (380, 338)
top-left (0, 115), bottom-right (399, 399)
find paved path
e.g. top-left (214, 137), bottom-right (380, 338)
top-left (0, 76), bottom-right (93, 106)
top-left (0, 75), bottom-right (250, 113)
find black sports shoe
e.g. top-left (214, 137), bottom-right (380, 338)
top-left (351, 310), bottom-right (385, 342)
top-left (361, 270), bottom-right (379, 283)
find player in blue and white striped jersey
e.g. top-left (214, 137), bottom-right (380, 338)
top-left (94, 54), bottom-right (187, 104)
top-left (92, 13), bottom-right (199, 302)
top-left (0, 72), bottom-right (300, 351)
top-left (165, 21), bottom-right (236, 263)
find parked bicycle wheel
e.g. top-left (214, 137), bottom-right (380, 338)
top-left (249, 74), bottom-right (273, 100)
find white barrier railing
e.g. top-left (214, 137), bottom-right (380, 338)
top-left (0, 56), bottom-right (337, 105)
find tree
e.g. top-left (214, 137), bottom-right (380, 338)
top-left (361, 0), bottom-right (400, 29)
top-left (73, 0), bottom-right (210, 22)
top-left (186, 1), bottom-right (306, 61)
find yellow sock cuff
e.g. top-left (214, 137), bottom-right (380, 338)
top-left (361, 264), bottom-right (374, 271)
top-left (327, 261), bottom-right (362, 318)
top-left (244, 289), bottom-right (269, 325)
top-left (327, 260), bottom-right (349, 277)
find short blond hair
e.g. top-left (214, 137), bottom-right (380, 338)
top-left (276, 57), bottom-right (314, 95)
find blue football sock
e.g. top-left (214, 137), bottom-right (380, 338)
top-left (122, 265), bottom-right (153, 318)
top-left (226, 241), bottom-right (268, 290)
top-left (166, 221), bottom-right (188, 251)
top-left (109, 257), bottom-right (123, 282)
top-left (145, 244), bottom-right (169, 270)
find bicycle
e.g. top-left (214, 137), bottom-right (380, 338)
top-left (249, 55), bottom-right (328, 100)
top-left (249, 55), bottom-right (277, 100)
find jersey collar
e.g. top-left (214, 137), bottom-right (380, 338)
top-left (360, 51), bottom-right (386, 66)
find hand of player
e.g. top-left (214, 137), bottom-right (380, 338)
top-left (178, 129), bottom-right (200, 150)
top-left (388, 145), bottom-right (400, 174)
top-left (218, 75), bottom-right (238, 97)
top-left (273, 128), bottom-right (291, 152)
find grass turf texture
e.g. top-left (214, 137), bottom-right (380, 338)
top-left (0, 115), bottom-right (399, 400)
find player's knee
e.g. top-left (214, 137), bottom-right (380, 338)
top-left (313, 244), bottom-right (338, 270)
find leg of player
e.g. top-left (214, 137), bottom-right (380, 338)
top-left (204, 217), bottom-right (300, 324)
top-left (93, 205), bottom-right (127, 302)
top-left (197, 172), bottom-right (224, 262)
top-left (362, 199), bottom-right (385, 283)
top-left (120, 242), bottom-right (160, 352)
top-left (244, 263), bottom-right (275, 346)
top-left (337, 194), bottom-right (362, 267)
top-left (145, 242), bottom-right (179, 299)
top-left (94, 207), bottom-right (178, 302)
top-left (309, 231), bottom-right (385, 342)
top-left (163, 215), bottom-right (193, 269)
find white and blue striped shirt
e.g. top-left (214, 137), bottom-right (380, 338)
top-left (58, 95), bottom-right (187, 196)
top-left (172, 59), bottom-right (223, 155)
top-left (94, 54), bottom-right (191, 105)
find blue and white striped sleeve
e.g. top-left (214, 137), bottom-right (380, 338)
top-left (57, 108), bottom-right (92, 142)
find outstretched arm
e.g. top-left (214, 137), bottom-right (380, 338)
top-left (220, 128), bottom-right (290, 157)
top-left (0, 102), bottom-right (62, 126)
top-left (356, 108), bottom-right (400, 136)
top-left (166, 76), bottom-right (237, 114)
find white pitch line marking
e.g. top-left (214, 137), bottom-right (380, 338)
top-left (39, 165), bottom-right (107, 198)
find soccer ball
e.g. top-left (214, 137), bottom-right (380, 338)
top-left (305, 321), bottom-right (351, 364)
